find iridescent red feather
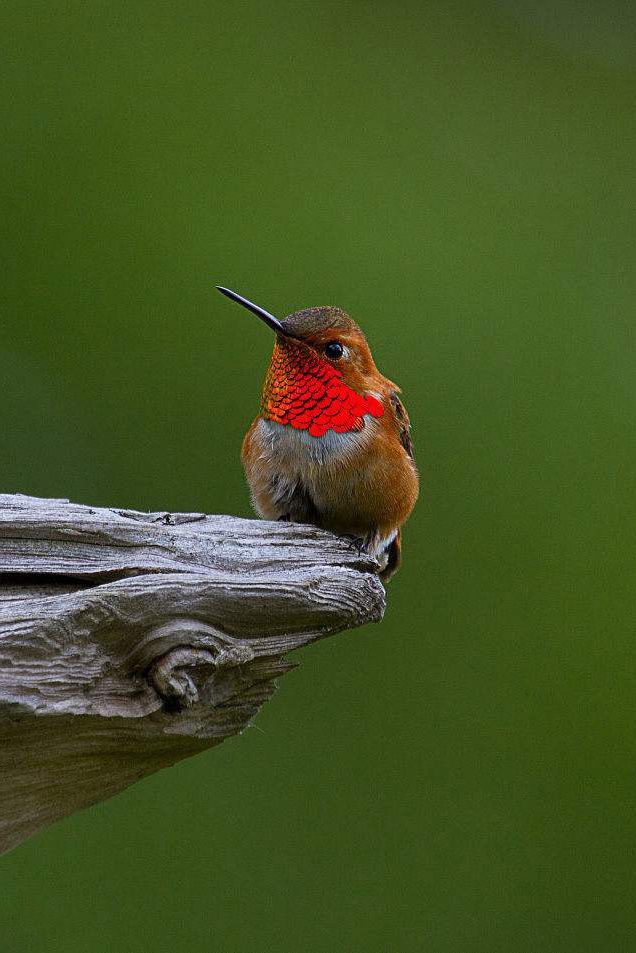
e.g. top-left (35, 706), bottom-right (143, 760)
top-left (261, 340), bottom-right (384, 437)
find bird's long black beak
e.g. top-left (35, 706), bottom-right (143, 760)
top-left (216, 286), bottom-right (286, 335)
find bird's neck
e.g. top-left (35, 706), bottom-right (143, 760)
top-left (260, 340), bottom-right (384, 438)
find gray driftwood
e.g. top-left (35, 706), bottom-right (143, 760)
top-left (0, 493), bottom-right (385, 855)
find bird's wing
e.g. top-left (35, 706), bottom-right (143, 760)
top-left (389, 391), bottom-right (414, 460)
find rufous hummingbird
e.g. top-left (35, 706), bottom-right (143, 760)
top-left (217, 286), bottom-right (419, 581)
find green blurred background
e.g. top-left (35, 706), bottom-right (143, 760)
top-left (2, 1), bottom-right (635, 950)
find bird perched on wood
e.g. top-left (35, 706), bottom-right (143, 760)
top-left (217, 286), bottom-right (419, 581)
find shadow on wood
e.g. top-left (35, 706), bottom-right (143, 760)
top-left (0, 494), bottom-right (385, 856)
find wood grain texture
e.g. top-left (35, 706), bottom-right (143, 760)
top-left (0, 493), bottom-right (385, 855)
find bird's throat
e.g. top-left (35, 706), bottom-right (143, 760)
top-left (261, 340), bottom-right (383, 438)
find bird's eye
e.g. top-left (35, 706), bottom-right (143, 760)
top-left (324, 341), bottom-right (344, 359)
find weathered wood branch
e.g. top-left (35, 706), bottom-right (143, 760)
top-left (0, 493), bottom-right (385, 855)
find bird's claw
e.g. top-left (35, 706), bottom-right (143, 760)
top-left (346, 535), bottom-right (369, 556)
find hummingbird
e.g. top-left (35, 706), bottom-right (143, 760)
top-left (217, 286), bottom-right (419, 581)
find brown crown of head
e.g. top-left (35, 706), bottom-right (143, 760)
top-left (280, 306), bottom-right (353, 338)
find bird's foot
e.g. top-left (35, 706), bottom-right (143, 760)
top-left (345, 535), bottom-right (370, 556)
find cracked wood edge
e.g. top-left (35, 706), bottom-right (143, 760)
top-left (0, 494), bottom-right (385, 855)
